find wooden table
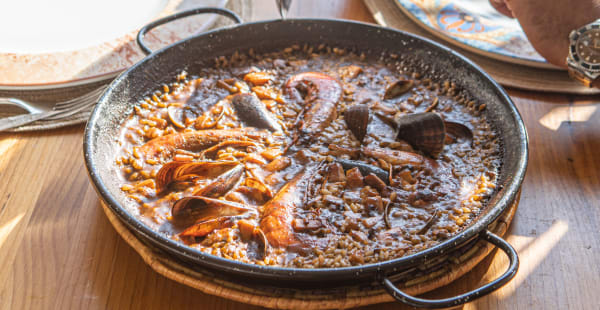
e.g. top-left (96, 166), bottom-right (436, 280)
top-left (1, 1), bottom-right (599, 309)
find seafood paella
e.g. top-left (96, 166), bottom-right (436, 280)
top-left (115, 45), bottom-right (500, 268)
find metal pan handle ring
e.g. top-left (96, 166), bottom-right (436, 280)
top-left (136, 7), bottom-right (243, 55)
top-left (380, 230), bottom-right (518, 308)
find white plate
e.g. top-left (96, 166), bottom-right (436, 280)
top-left (0, 0), bottom-right (228, 89)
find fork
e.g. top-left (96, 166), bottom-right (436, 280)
top-left (0, 86), bottom-right (106, 131)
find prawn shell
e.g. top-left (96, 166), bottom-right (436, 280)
top-left (139, 128), bottom-right (270, 162)
top-left (260, 163), bottom-right (325, 249)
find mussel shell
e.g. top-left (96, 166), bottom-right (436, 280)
top-left (179, 216), bottom-right (235, 238)
top-left (344, 104), bottom-right (369, 143)
top-left (171, 196), bottom-right (253, 227)
top-left (167, 103), bottom-right (187, 129)
top-left (193, 164), bottom-right (244, 197)
top-left (383, 79), bottom-right (414, 100)
top-left (231, 93), bottom-right (281, 132)
top-left (156, 160), bottom-right (238, 194)
top-left (396, 112), bottom-right (446, 158)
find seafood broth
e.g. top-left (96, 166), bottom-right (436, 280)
top-left (115, 45), bottom-right (501, 268)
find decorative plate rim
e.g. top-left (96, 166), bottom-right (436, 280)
top-left (394, 0), bottom-right (563, 70)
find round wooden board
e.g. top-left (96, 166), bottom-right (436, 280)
top-left (363, 0), bottom-right (600, 95)
top-left (100, 191), bottom-right (519, 309)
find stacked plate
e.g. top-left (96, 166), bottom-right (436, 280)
top-left (0, 0), bottom-right (249, 131)
top-left (365, 0), bottom-right (599, 94)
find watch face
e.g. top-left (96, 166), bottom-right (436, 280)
top-left (575, 28), bottom-right (600, 65)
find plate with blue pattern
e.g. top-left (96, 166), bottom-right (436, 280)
top-left (395, 0), bottom-right (561, 69)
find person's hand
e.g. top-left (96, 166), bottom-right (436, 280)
top-left (489, 0), bottom-right (600, 68)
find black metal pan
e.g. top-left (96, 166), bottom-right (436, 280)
top-left (83, 8), bottom-right (528, 308)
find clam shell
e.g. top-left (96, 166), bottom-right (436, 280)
top-left (445, 121), bottom-right (473, 144)
top-left (383, 79), bottom-right (414, 100)
top-left (344, 104), bottom-right (369, 143)
top-left (167, 104), bottom-right (186, 128)
top-left (396, 112), bottom-right (446, 158)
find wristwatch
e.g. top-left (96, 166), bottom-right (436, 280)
top-left (567, 19), bottom-right (600, 87)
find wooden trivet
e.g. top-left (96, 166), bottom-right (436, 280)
top-left (101, 193), bottom-right (518, 309)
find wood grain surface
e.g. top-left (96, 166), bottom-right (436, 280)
top-left (1, 1), bottom-right (599, 309)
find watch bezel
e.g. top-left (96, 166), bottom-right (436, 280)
top-left (568, 23), bottom-right (600, 78)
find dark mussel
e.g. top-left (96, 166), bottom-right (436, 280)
top-left (179, 216), bottom-right (235, 238)
top-left (383, 78), bottom-right (414, 100)
top-left (155, 160), bottom-right (239, 193)
top-left (231, 93), bottom-right (282, 132)
top-left (396, 112), bottom-right (446, 158)
top-left (193, 164), bottom-right (244, 197)
top-left (344, 104), bottom-right (369, 143)
top-left (172, 196), bottom-right (255, 227)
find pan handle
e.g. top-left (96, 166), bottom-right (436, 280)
top-left (379, 230), bottom-right (518, 308)
top-left (136, 7), bottom-right (243, 55)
